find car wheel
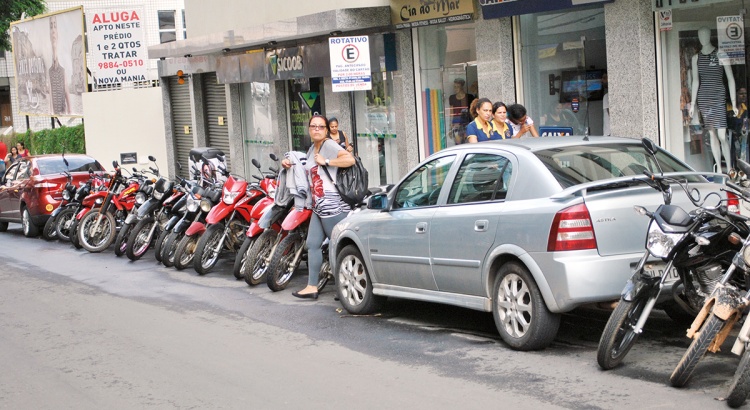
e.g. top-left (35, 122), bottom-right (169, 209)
top-left (22, 207), bottom-right (39, 238)
top-left (0, 221), bottom-right (8, 232)
top-left (336, 245), bottom-right (384, 314)
top-left (492, 262), bottom-right (560, 351)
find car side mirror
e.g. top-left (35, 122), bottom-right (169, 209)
top-left (367, 193), bottom-right (388, 210)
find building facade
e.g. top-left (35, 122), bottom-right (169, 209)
top-left (149, 0), bottom-right (749, 184)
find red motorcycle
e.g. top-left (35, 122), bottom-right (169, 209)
top-left (77, 161), bottom-right (139, 253)
top-left (265, 206), bottom-right (313, 291)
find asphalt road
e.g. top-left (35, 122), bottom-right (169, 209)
top-left (0, 226), bottom-right (742, 409)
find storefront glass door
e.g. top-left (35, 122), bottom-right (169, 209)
top-left (517, 4), bottom-right (607, 137)
top-left (658, 2), bottom-right (748, 173)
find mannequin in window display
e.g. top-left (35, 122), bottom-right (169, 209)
top-left (689, 26), bottom-right (738, 172)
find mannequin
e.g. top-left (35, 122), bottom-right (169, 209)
top-left (689, 27), bottom-right (738, 172)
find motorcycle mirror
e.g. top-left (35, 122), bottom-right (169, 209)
top-left (63, 158), bottom-right (69, 167)
top-left (133, 167), bottom-right (138, 173)
top-left (176, 162), bottom-right (182, 170)
top-left (112, 160), bottom-right (119, 168)
top-left (737, 159), bottom-right (750, 177)
top-left (88, 169), bottom-right (94, 176)
top-left (269, 153), bottom-right (279, 162)
top-left (251, 159), bottom-right (261, 169)
top-left (641, 138), bottom-right (658, 156)
top-left (148, 155), bottom-right (156, 162)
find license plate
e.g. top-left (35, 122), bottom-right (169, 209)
top-left (643, 262), bottom-right (679, 283)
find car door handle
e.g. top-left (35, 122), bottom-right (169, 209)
top-left (415, 222), bottom-right (428, 234)
top-left (475, 219), bottom-right (489, 232)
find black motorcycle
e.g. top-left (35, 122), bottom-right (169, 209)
top-left (597, 138), bottom-right (746, 370)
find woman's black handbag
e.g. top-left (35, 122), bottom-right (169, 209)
top-left (322, 155), bottom-right (369, 209)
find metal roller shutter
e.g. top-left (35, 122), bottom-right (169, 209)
top-left (169, 76), bottom-right (193, 178)
top-left (203, 73), bottom-right (231, 169)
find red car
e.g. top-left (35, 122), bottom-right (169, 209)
top-left (0, 154), bottom-right (104, 237)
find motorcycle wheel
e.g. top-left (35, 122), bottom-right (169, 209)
top-left (232, 236), bottom-right (256, 280)
top-left (670, 313), bottom-right (725, 387)
top-left (317, 259), bottom-right (332, 292)
top-left (174, 234), bottom-right (200, 270)
top-left (727, 346), bottom-right (750, 408)
top-left (162, 232), bottom-right (183, 268)
top-left (597, 297), bottom-right (648, 370)
top-left (244, 230), bottom-right (278, 286)
top-left (114, 222), bottom-right (134, 257)
top-left (69, 218), bottom-right (83, 249)
top-left (153, 229), bottom-right (170, 263)
top-left (55, 208), bottom-right (76, 242)
top-left (79, 210), bottom-right (116, 253)
top-left (126, 217), bottom-right (155, 261)
top-left (267, 232), bottom-right (304, 292)
top-left (42, 214), bottom-right (58, 240)
top-left (193, 224), bottom-right (224, 275)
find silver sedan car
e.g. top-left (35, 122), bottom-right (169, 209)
top-left (330, 137), bottom-right (736, 350)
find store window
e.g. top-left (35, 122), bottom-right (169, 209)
top-left (158, 10), bottom-right (176, 44)
top-left (658, 2), bottom-right (748, 173)
top-left (517, 5), bottom-right (607, 138)
top-left (241, 81), bottom-right (276, 173)
top-left (353, 72), bottom-right (401, 186)
top-left (416, 22), bottom-right (477, 155)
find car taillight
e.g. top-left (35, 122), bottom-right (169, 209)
top-left (547, 203), bottom-right (597, 251)
top-left (727, 191), bottom-right (740, 215)
top-left (34, 181), bottom-right (60, 191)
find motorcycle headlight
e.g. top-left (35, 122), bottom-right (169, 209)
top-left (200, 198), bottom-right (212, 212)
top-left (646, 222), bottom-right (685, 259)
top-left (223, 191), bottom-right (240, 205)
top-left (187, 197), bottom-right (200, 212)
top-left (135, 192), bottom-right (147, 205)
top-left (62, 190), bottom-right (72, 201)
top-left (153, 190), bottom-right (164, 200)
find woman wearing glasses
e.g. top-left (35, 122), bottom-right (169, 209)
top-left (281, 115), bottom-right (355, 300)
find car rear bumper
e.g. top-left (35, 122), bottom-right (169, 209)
top-left (528, 249), bottom-right (643, 312)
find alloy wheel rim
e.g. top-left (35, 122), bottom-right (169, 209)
top-left (339, 255), bottom-right (366, 306)
top-left (496, 273), bottom-right (532, 339)
top-left (22, 211), bottom-right (30, 234)
top-left (201, 231), bottom-right (222, 268)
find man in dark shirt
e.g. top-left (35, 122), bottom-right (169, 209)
top-left (48, 15), bottom-right (69, 116)
top-left (448, 78), bottom-right (475, 145)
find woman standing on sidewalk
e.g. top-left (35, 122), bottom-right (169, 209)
top-left (280, 115), bottom-right (355, 300)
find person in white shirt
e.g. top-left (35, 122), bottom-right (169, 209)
top-left (506, 103), bottom-right (539, 138)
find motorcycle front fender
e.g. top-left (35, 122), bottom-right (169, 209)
top-left (76, 206), bottom-right (93, 220)
top-left (125, 212), bottom-right (138, 224)
top-left (246, 221), bottom-right (264, 238)
top-left (136, 198), bottom-right (160, 218)
top-left (281, 208), bottom-right (313, 231)
top-left (621, 271), bottom-right (661, 302)
top-left (50, 206), bottom-right (64, 218)
top-left (205, 202), bottom-right (233, 224)
top-left (185, 221), bottom-right (206, 236)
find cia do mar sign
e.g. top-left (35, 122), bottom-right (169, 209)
top-left (329, 36), bottom-right (371, 92)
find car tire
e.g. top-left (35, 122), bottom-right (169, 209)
top-left (0, 221), bottom-right (8, 232)
top-left (492, 262), bottom-right (560, 351)
top-left (336, 244), bottom-right (384, 315)
top-left (22, 207), bottom-right (39, 238)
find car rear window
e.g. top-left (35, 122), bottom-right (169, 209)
top-left (534, 143), bottom-right (699, 189)
top-left (36, 157), bottom-right (104, 175)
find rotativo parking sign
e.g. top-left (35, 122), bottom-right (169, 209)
top-left (328, 36), bottom-right (371, 92)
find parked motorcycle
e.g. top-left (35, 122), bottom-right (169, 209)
top-left (669, 161), bottom-right (750, 391)
top-left (266, 206), bottom-right (313, 291)
top-left (126, 160), bottom-right (182, 261)
top-left (172, 178), bottom-right (223, 270)
top-left (77, 161), bottom-right (138, 253)
top-left (42, 167), bottom-right (77, 240)
top-left (192, 157), bottom-right (266, 276)
top-left (113, 164), bottom-right (158, 256)
top-left (597, 138), bottom-right (745, 370)
top-left (55, 171), bottom-right (107, 243)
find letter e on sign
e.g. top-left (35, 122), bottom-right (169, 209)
top-left (342, 44), bottom-right (359, 63)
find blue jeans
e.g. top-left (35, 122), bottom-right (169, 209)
top-left (306, 212), bottom-right (347, 287)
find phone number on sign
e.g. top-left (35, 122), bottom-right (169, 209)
top-left (98, 60), bottom-right (145, 69)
